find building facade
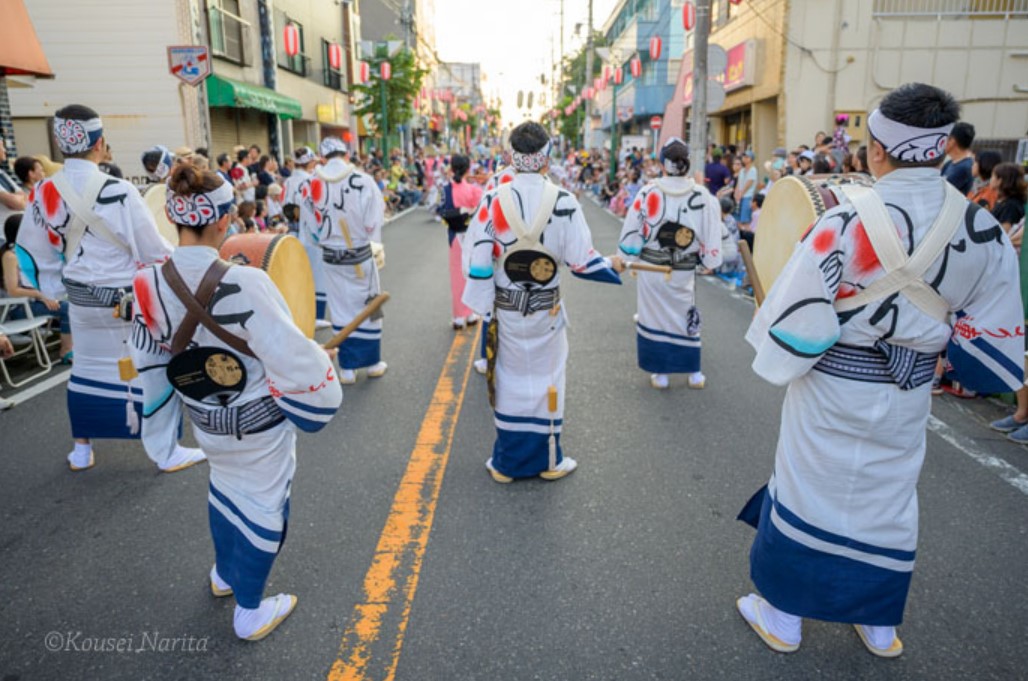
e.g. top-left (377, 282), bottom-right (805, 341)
top-left (661, 0), bottom-right (1028, 165)
top-left (593, 0), bottom-right (687, 151)
top-left (9, 0), bottom-right (358, 181)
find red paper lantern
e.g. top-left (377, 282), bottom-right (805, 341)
top-left (328, 42), bottom-right (343, 70)
top-left (684, 2), bottom-right (696, 30)
top-left (649, 36), bottom-right (662, 61)
top-left (613, 67), bottom-right (624, 85)
top-left (283, 23), bottom-right (300, 57)
top-left (630, 58), bottom-right (642, 79)
top-left (380, 61), bottom-right (391, 81)
top-left (342, 131), bottom-right (353, 143)
top-left (603, 65), bottom-right (611, 83)
top-left (358, 61), bottom-right (370, 83)
top-left (730, 0), bottom-right (743, 4)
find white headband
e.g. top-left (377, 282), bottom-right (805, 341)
top-left (143, 145), bottom-right (174, 181)
top-left (53, 115), bottom-right (103, 155)
top-left (166, 180), bottom-right (235, 228)
top-left (294, 147), bottom-right (317, 165)
top-left (511, 140), bottom-right (552, 173)
top-left (319, 137), bottom-right (348, 157)
top-left (867, 108), bottom-right (952, 164)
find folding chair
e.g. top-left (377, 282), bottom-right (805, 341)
top-left (0, 296), bottom-right (54, 388)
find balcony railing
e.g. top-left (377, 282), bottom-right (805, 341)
top-left (872, 0), bottom-right (1028, 17)
top-left (209, 5), bottom-right (252, 65)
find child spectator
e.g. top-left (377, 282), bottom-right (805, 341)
top-left (1, 213), bottom-right (73, 362)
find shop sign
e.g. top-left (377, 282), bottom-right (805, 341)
top-left (723, 40), bottom-right (755, 92)
top-left (681, 39), bottom-right (755, 106)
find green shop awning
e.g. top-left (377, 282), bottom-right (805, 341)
top-left (206, 74), bottom-right (303, 120)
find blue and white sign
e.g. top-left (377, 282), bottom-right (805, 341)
top-left (167, 46), bottom-right (210, 86)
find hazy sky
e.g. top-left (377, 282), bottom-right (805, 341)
top-left (434, 0), bottom-right (621, 124)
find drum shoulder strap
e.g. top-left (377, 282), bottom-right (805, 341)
top-left (163, 259), bottom-right (256, 358)
top-left (51, 169), bottom-right (130, 259)
top-left (835, 183), bottom-right (964, 322)
top-left (496, 182), bottom-right (560, 247)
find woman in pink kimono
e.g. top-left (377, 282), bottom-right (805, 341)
top-left (438, 155), bottom-right (483, 329)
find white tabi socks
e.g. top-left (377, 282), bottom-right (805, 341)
top-left (650, 374), bottom-right (670, 390)
top-left (67, 442), bottom-right (94, 471)
top-left (233, 594), bottom-right (298, 641)
top-left (160, 445), bottom-right (207, 473)
top-left (210, 565), bottom-right (232, 597)
top-left (737, 593), bottom-right (802, 652)
top-left (473, 358), bottom-right (488, 375)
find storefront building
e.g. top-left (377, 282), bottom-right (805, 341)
top-left (663, 0), bottom-right (1028, 166)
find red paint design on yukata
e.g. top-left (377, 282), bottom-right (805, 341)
top-left (633, 199), bottom-right (641, 211)
top-left (646, 192), bottom-right (660, 218)
top-left (478, 207), bottom-right (488, 222)
top-left (132, 272), bottom-right (156, 331)
top-left (310, 179), bottom-right (324, 204)
top-left (500, 174), bottom-right (513, 184)
top-left (836, 284), bottom-right (858, 300)
top-left (851, 222), bottom-right (881, 274)
top-left (492, 200), bottom-right (509, 234)
top-left (813, 229), bottom-right (836, 254)
top-left (42, 181), bottom-right (62, 218)
top-left (492, 242), bottom-right (502, 259)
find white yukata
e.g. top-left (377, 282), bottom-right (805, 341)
top-left (617, 176), bottom-right (723, 374)
top-left (17, 159), bottom-right (181, 464)
top-left (283, 167), bottom-right (328, 321)
top-left (462, 173), bottom-right (621, 478)
top-left (302, 159), bottom-right (385, 370)
top-left (131, 246), bottom-right (342, 608)
top-left (741, 168), bottom-right (1024, 626)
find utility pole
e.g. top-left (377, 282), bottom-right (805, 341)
top-left (689, 0), bottom-right (711, 181)
top-left (559, 0), bottom-right (565, 112)
top-left (583, 0), bottom-right (594, 151)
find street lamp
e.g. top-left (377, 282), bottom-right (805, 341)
top-left (597, 47), bottom-right (624, 183)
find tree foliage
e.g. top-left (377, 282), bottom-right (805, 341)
top-left (353, 43), bottom-right (428, 136)
top-left (552, 33), bottom-right (607, 144)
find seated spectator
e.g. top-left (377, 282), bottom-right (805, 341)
top-left (266, 183), bottom-right (284, 220)
top-left (1, 213), bottom-right (72, 361)
top-left (712, 195), bottom-right (742, 278)
top-left (237, 200), bottom-right (257, 231)
top-left (991, 162), bottom-right (1027, 240)
top-left (968, 150), bottom-right (1002, 210)
top-left (254, 200), bottom-right (268, 231)
top-left (812, 153), bottom-right (833, 174)
top-left (13, 156), bottom-right (44, 193)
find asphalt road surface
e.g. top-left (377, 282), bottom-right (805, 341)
top-left (2, 199), bottom-right (1027, 681)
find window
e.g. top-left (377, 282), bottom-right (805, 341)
top-left (208, 0), bottom-right (252, 65)
top-left (322, 39), bottom-right (343, 90)
top-left (643, 64), bottom-right (658, 86)
top-left (275, 12), bottom-right (309, 77)
top-left (710, 0), bottom-right (734, 30)
top-left (872, 0), bottom-right (1028, 17)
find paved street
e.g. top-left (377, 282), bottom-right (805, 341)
top-left (1, 199), bottom-right (1027, 681)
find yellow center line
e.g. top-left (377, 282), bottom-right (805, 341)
top-left (327, 327), bottom-right (480, 681)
